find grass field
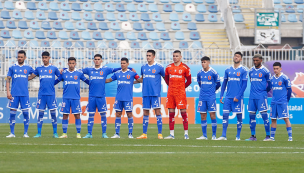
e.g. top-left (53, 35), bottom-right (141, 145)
top-left (0, 123), bottom-right (304, 173)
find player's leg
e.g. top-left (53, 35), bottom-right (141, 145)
top-left (246, 99), bottom-right (257, 141)
top-left (258, 98), bottom-right (270, 141)
top-left (20, 96), bottom-right (31, 137)
top-left (71, 99), bottom-right (82, 138)
top-left (126, 111), bottom-right (134, 138)
top-left (233, 99), bottom-right (243, 140)
top-left (6, 96), bottom-right (19, 137)
top-left (175, 95), bottom-right (188, 139)
top-left (59, 99), bottom-right (70, 138)
top-left (269, 104), bottom-right (277, 141)
top-left (196, 100), bottom-right (207, 140)
top-left (83, 97), bottom-right (96, 138)
top-left (165, 95), bottom-right (176, 139)
top-left (284, 118), bottom-right (292, 141)
top-left (180, 109), bottom-right (189, 139)
top-left (46, 95), bottom-right (58, 137)
top-left (137, 96), bottom-right (150, 139)
top-left (112, 101), bottom-right (122, 138)
top-left (98, 97), bottom-right (108, 138)
top-left (279, 102), bottom-right (292, 141)
top-left (34, 96), bottom-right (46, 138)
top-left (155, 108), bottom-right (163, 139)
top-left (208, 99), bottom-right (217, 140)
top-left (218, 98), bottom-right (231, 140)
top-left (74, 113), bottom-right (81, 138)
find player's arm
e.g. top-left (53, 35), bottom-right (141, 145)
top-left (54, 74), bottom-right (63, 85)
top-left (197, 73), bottom-right (201, 88)
top-left (60, 68), bottom-right (68, 74)
top-left (111, 67), bottom-right (135, 73)
top-left (285, 77), bottom-right (292, 102)
top-left (6, 76), bottom-right (12, 100)
top-left (185, 67), bottom-right (192, 88)
top-left (234, 70), bottom-right (248, 102)
top-left (214, 73), bottom-right (221, 91)
top-left (134, 76), bottom-right (143, 84)
top-left (28, 73), bottom-right (36, 81)
top-left (106, 73), bottom-right (117, 83)
top-left (134, 73), bottom-right (140, 83)
top-left (220, 70), bottom-right (228, 104)
top-left (266, 72), bottom-right (272, 93)
top-left (80, 73), bottom-right (90, 85)
top-left (164, 67), bottom-right (170, 86)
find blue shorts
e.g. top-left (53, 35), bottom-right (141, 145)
top-left (36, 95), bottom-right (58, 111)
top-left (223, 98), bottom-right (243, 114)
top-left (114, 100), bottom-right (133, 112)
top-left (87, 97), bottom-right (107, 113)
top-left (143, 96), bottom-right (161, 110)
top-left (197, 99), bottom-right (217, 113)
top-left (270, 103), bottom-right (289, 119)
top-left (60, 99), bottom-right (81, 114)
top-left (248, 98), bottom-right (268, 113)
top-left (7, 96), bottom-right (30, 110)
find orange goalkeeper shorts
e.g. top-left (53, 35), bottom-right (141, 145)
top-left (166, 94), bottom-right (187, 109)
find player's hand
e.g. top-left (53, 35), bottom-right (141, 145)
top-left (233, 97), bottom-right (239, 102)
top-left (220, 97), bottom-right (224, 104)
top-left (132, 68), bottom-right (136, 73)
top-left (7, 92), bottom-right (12, 100)
top-left (60, 69), bottom-right (64, 74)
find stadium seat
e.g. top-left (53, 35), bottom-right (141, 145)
top-left (127, 32), bottom-right (137, 40)
top-left (283, 0), bottom-right (292, 4)
top-left (146, 0), bottom-right (155, 3)
top-left (38, 2), bottom-right (48, 11)
top-left (130, 13), bottom-right (139, 21)
top-left (115, 32), bottom-right (125, 40)
top-left (7, 21), bottom-right (17, 29)
top-left (86, 50), bottom-right (95, 59)
top-left (1, 11), bottom-right (11, 19)
top-left (160, 0), bottom-right (169, 2)
top-left (94, 3), bottom-right (104, 12)
top-left (295, 0), bottom-right (304, 4)
top-left (170, 13), bottom-right (179, 21)
top-left (149, 4), bottom-right (158, 12)
top-left (179, 41), bottom-right (188, 49)
top-left (134, 0), bottom-right (144, 2)
top-left (0, 21), bottom-right (4, 29)
top-left (131, 41), bottom-right (140, 49)
top-left (183, 13), bottom-right (192, 21)
top-left (152, 13), bottom-right (162, 22)
top-left (190, 41), bottom-right (203, 49)
top-left (138, 3), bottom-right (147, 12)
top-left (171, 22), bottom-right (181, 30)
top-left (161, 32), bottom-right (171, 40)
top-left (70, 31), bottom-right (80, 40)
top-left (274, 5), bottom-right (284, 13)
top-left (72, 3), bottom-right (81, 11)
top-left (50, 2), bottom-right (59, 11)
top-left (163, 4), bottom-right (173, 12)
top-left (16, 1), bottom-right (26, 10)
top-left (93, 31), bottom-right (103, 40)
top-left (65, 21), bottom-right (74, 30)
top-left (49, 50), bottom-right (60, 59)
top-left (102, 0), bottom-right (111, 2)
top-left (138, 32), bottom-right (148, 40)
top-left (286, 5), bottom-right (295, 13)
top-left (234, 13), bottom-right (244, 22)
top-left (297, 5), bottom-right (304, 12)
top-left (97, 41), bottom-right (107, 49)
top-left (26, 50), bottom-right (36, 59)
top-left (60, 11), bottom-right (70, 20)
top-left (156, 22), bottom-right (166, 31)
top-left (83, 3), bottom-right (92, 11)
top-left (209, 5), bottom-right (218, 13)
top-left (106, 13), bottom-right (116, 21)
top-left (82, 31), bottom-right (92, 40)
top-left (110, 22), bottom-right (120, 30)
top-left (121, 51), bottom-right (131, 58)
top-left (194, 0), bottom-right (204, 3)
top-left (142, 41), bottom-right (152, 49)
top-left (74, 50), bottom-right (84, 59)
top-left (6, 40), bottom-right (16, 47)
top-left (141, 13), bottom-right (151, 21)
top-left (183, 51), bottom-right (192, 60)
top-left (105, 31), bottom-right (114, 40)
top-left (127, 3), bottom-right (137, 12)
top-left (63, 41), bottom-right (73, 48)
top-left (36, 11), bottom-right (46, 20)
top-left (88, 22), bottom-right (97, 30)
top-left (274, 0), bottom-right (281, 3)
top-left (145, 23), bottom-right (154, 31)
top-left (49, 12), bottom-right (58, 20)
top-left (61, 2), bottom-right (70, 11)
top-left (29, 40), bottom-right (39, 48)
top-left (27, 2), bottom-right (37, 10)
top-left (25, 11), bottom-right (34, 20)
top-left (288, 14), bottom-right (297, 22)
top-left (175, 4), bottom-right (184, 12)
top-left (183, 0), bottom-right (192, 3)
top-left (118, 13), bottom-right (128, 21)
top-left (76, 21), bottom-right (86, 30)
top-left (153, 42), bottom-right (162, 49)
top-left (175, 31), bottom-right (184, 40)
top-left (12, 30), bottom-right (22, 39)
top-left (172, 0), bottom-right (181, 3)
top-left (59, 31), bottom-right (68, 39)
top-left (53, 21), bottom-right (63, 30)
top-left (109, 41), bottom-right (118, 48)
top-left (99, 22), bottom-right (109, 30)
top-left (13, 10), bottom-right (23, 19)
top-left (281, 14), bottom-right (286, 22)
top-left (41, 41), bottom-right (50, 47)
top-left (149, 32), bottom-right (159, 40)
top-left (231, 5), bottom-right (241, 13)
top-left (122, 22), bottom-right (132, 30)
top-left (133, 22), bottom-right (143, 31)
top-left (47, 31), bottom-right (57, 39)
top-left (134, 51), bottom-right (143, 60)
top-left (95, 13), bottom-right (105, 21)
top-left (24, 30), bottom-right (34, 39)
top-left (188, 22), bottom-right (197, 30)
top-left (190, 32), bottom-right (200, 40)
top-left (105, 3), bottom-right (114, 12)
top-left (72, 12), bottom-right (81, 20)
top-left (41, 21), bottom-right (52, 30)
top-left (0, 2), bottom-right (3, 10)
top-left (208, 14), bottom-right (217, 22)
top-left (4, 1), bottom-right (14, 10)
top-left (18, 21), bottom-right (28, 29)
top-left (83, 12), bottom-right (93, 21)
top-left (205, 0), bottom-right (215, 4)
top-left (116, 4), bottom-right (125, 12)
top-left (185, 4), bottom-right (196, 13)
top-left (30, 21), bottom-right (40, 29)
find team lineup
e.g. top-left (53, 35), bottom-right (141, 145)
top-left (5, 50), bottom-right (293, 141)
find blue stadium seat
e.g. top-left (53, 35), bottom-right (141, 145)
top-left (118, 13), bottom-right (128, 21)
top-left (190, 41), bottom-right (203, 49)
top-left (86, 50), bottom-right (95, 59)
top-left (160, 0), bottom-right (169, 2)
top-left (130, 13), bottom-right (139, 21)
top-left (24, 30), bottom-right (34, 39)
top-left (110, 51), bottom-right (120, 60)
top-left (194, 0), bottom-right (203, 3)
top-left (288, 14), bottom-right (297, 22)
top-left (145, 23), bottom-right (154, 31)
top-left (53, 21), bottom-right (63, 30)
top-left (2, 49), bottom-right (12, 59)
top-left (274, 5), bottom-right (284, 13)
top-left (152, 13), bottom-right (162, 22)
top-left (26, 50), bottom-right (36, 59)
top-left (12, 30), bottom-right (22, 39)
top-left (175, 31), bottom-right (184, 40)
top-left (61, 2), bottom-right (70, 11)
top-left (295, 0), bottom-right (304, 4)
top-left (149, 32), bottom-right (159, 40)
top-left (99, 22), bottom-right (109, 30)
top-left (50, 2), bottom-right (59, 11)
top-left (27, 2), bottom-right (37, 10)
top-left (94, 3), bottom-right (104, 12)
top-left (133, 22), bottom-right (143, 31)
top-left (156, 22), bottom-right (166, 31)
top-left (142, 41), bottom-right (152, 49)
top-left (7, 21), bottom-right (16, 29)
top-left (93, 31), bottom-right (103, 40)
top-left (60, 11), bottom-right (70, 20)
top-left (72, 12), bottom-right (81, 20)
top-left (283, 0), bottom-right (292, 4)
top-left (229, 0), bottom-right (238, 4)
top-left (83, 3), bottom-right (93, 11)
top-left (0, 21), bottom-right (4, 29)
top-left (36, 11), bottom-right (46, 20)
top-left (182, 0), bottom-right (192, 3)
top-left (188, 22), bottom-right (197, 30)
top-left (47, 31), bottom-right (57, 39)
top-left (149, 4), bottom-right (158, 12)
top-left (76, 21), bottom-right (86, 30)
top-left (281, 14), bottom-right (286, 22)
top-left (161, 32), bottom-right (170, 40)
top-left (183, 13), bottom-right (192, 21)
top-left (286, 5), bottom-right (295, 13)
top-left (95, 13), bottom-right (105, 21)
top-left (190, 32), bottom-right (200, 40)
top-left (106, 13), bottom-right (116, 21)
top-left (138, 32), bottom-right (148, 40)
top-left (65, 21), bottom-right (74, 30)
top-left (1, 11), bottom-right (11, 19)
top-left (13, 11), bottom-right (23, 19)
top-left (59, 31), bottom-right (68, 39)
top-left (127, 32), bottom-right (136, 40)
top-left (82, 31), bottom-right (92, 40)
top-left (88, 22), bottom-right (97, 30)
top-left (110, 22), bottom-right (120, 30)
top-left (41, 41), bottom-right (50, 47)
top-left (208, 14), bottom-right (217, 22)
top-left (153, 42), bottom-right (162, 49)
top-left (131, 42), bottom-right (140, 49)
top-left (183, 51), bottom-right (192, 60)
top-left (138, 3), bottom-right (147, 12)
top-left (38, 2), bottom-right (48, 10)
top-left (49, 12), bottom-right (58, 20)
top-left (41, 21), bottom-right (52, 30)
top-left (163, 4), bottom-right (173, 12)
top-left (234, 13), bottom-right (244, 22)
top-left (50, 50), bottom-right (60, 59)
top-left (170, 13), bottom-right (179, 21)
top-left (297, 5), bottom-right (304, 12)
top-left (209, 5), bottom-right (218, 13)
top-left (30, 21), bottom-right (40, 29)
top-left (18, 21), bottom-right (28, 29)
top-left (115, 32), bottom-right (125, 40)
top-left (109, 41), bottom-right (118, 48)
top-left (97, 41), bottom-right (107, 49)
top-left (127, 3), bottom-right (137, 12)
top-left (102, 0), bottom-right (111, 2)
top-left (146, 0), bottom-right (155, 2)
top-left (274, 0), bottom-right (281, 3)
top-left (70, 31), bottom-right (80, 40)
top-left (105, 31), bottom-right (114, 40)
top-left (172, 0), bottom-right (181, 2)
top-left (205, 0), bottom-right (215, 4)
top-left (116, 4), bottom-right (125, 12)
top-left (84, 12), bottom-right (93, 21)
top-left (134, 0), bottom-right (144, 2)
top-left (63, 41), bottom-right (73, 48)
top-left (171, 22), bottom-right (181, 30)
top-left (74, 50), bottom-right (84, 59)
top-left (231, 5), bottom-right (241, 13)
top-left (25, 11), bottom-right (34, 20)
top-left (158, 51), bottom-right (166, 60)
top-left (0, 2), bottom-right (2, 10)
top-left (179, 41), bottom-right (188, 49)
top-left (72, 3), bottom-right (81, 11)
top-left (175, 4), bottom-right (184, 12)
top-left (141, 13), bottom-right (151, 21)
top-left (4, 1), bottom-right (14, 10)
top-left (29, 40), bottom-right (39, 48)
top-left (105, 3), bottom-right (114, 12)
top-left (134, 51), bottom-right (143, 60)
top-left (121, 51), bottom-right (131, 59)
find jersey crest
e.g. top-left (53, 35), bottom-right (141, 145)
top-left (24, 69), bottom-right (27, 74)
top-left (74, 76), bottom-right (78, 80)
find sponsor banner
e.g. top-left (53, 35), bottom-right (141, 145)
top-left (255, 29), bottom-right (280, 44)
top-left (195, 98), bottom-right (304, 125)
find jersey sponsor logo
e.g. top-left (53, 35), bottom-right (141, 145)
top-left (24, 69), bottom-right (27, 74)
top-left (40, 75), bottom-right (52, 79)
top-left (278, 81), bottom-right (282, 86)
top-left (208, 76), bottom-right (211, 80)
top-left (228, 77), bottom-right (240, 81)
top-left (65, 81), bottom-right (78, 85)
top-left (127, 74), bottom-right (130, 79)
top-left (170, 74), bottom-right (182, 78)
top-left (14, 74), bottom-right (27, 78)
top-left (273, 87), bottom-right (283, 90)
top-left (237, 72), bottom-right (240, 76)
top-left (200, 81), bottom-right (212, 84)
top-left (251, 78), bottom-right (262, 82)
top-left (49, 70), bottom-right (52, 74)
top-left (259, 73), bottom-right (262, 77)
top-left (74, 76), bottom-right (78, 80)
top-left (90, 76), bottom-right (104, 80)
top-left (100, 71), bottom-right (103, 75)
top-left (152, 69), bottom-right (156, 73)
top-left (143, 74), bottom-right (155, 78)
top-left (118, 80), bottom-right (131, 85)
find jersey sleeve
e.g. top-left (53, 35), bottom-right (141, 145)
top-left (82, 67), bottom-right (88, 75)
top-left (265, 71), bottom-right (271, 81)
top-left (134, 72), bottom-right (140, 80)
top-left (214, 71), bottom-right (220, 83)
top-left (141, 66), bottom-right (143, 76)
top-left (7, 66), bottom-right (13, 77)
top-left (160, 66), bottom-right (165, 77)
top-left (34, 68), bottom-right (39, 76)
top-left (80, 72), bottom-right (87, 81)
top-left (111, 73), bottom-right (117, 81)
top-left (57, 74), bottom-right (63, 81)
top-left (165, 66), bottom-right (169, 76)
top-left (185, 66), bottom-right (191, 77)
top-left (224, 69), bottom-right (228, 79)
top-left (197, 72), bottom-right (201, 84)
top-left (29, 66), bottom-right (34, 75)
top-left (242, 69), bottom-right (248, 80)
top-left (285, 76), bottom-right (291, 88)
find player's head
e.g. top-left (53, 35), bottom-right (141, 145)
top-left (273, 62), bottom-right (282, 75)
top-left (233, 52), bottom-right (243, 64)
top-left (17, 50), bottom-right (26, 65)
top-left (146, 50), bottom-right (155, 63)
top-left (253, 54), bottom-right (263, 68)
top-left (201, 56), bottom-right (210, 69)
top-left (93, 54), bottom-right (102, 67)
top-left (121, 57), bottom-right (129, 70)
top-left (173, 50), bottom-right (182, 63)
top-left (41, 51), bottom-right (50, 66)
top-left (68, 57), bottom-right (77, 70)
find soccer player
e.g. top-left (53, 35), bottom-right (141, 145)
top-left (28, 51), bottom-right (61, 138)
top-left (54, 57), bottom-right (89, 138)
top-left (105, 58), bottom-right (141, 139)
top-left (135, 50), bottom-right (165, 139)
top-left (269, 62), bottom-right (292, 141)
top-left (164, 50), bottom-right (192, 139)
top-left (196, 56), bottom-right (221, 140)
top-left (245, 54), bottom-right (272, 141)
top-left (6, 50), bottom-right (34, 138)
top-left (218, 52), bottom-right (248, 141)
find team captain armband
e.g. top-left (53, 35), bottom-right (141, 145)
top-left (135, 74), bottom-right (140, 80)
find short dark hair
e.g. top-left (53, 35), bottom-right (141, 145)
top-left (18, 50), bottom-right (26, 56)
top-left (147, 50), bottom-right (155, 56)
top-left (42, 51), bottom-right (50, 57)
top-left (234, 51), bottom-right (243, 58)
top-left (94, 54), bottom-right (102, 59)
top-left (201, 56), bottom-right (210, 61)
top-left (253, 54), bottom-right (262, 60)
top-left (273, 62), bottom-right (281, 67)
top-left (173, 50), bottom-right (181, 55)
top-left (121, 57), bottom-right (129, 63)
top-left (68, 57), bottom-right (76, 62)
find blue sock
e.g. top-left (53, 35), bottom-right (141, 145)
top-left (222, 113), bottom-right (229, 137)
top-left (128, 117), bottom-right (134, 134)
top-left (9, 110), bottom-right (16, 134)
top-left (156, 115), bottom-right (162, 134)
top-left (261, 112), bottom-right (270, 136)
top-left (62, 119), bottom-right (68, 133)
top-left (101, 113), bottom-right (107, 134)
top-left (50, 110), bottom-right (57, 134)
top-left (37, 111), bottom-right (44, 135)
top-left (270, 127), bottom-right (276, 138)
top-left (23, 110), bottom-right (29, 134)
top-left (201, 120), bottom-right (207, 137)
top-left (236, 114), bottom-right (243, 138)
top-left (75, 119), bottom-right (81, 133)
top-left (287, 127), bottom-right (292, 138)
top-left (115, 117), bottom-right (121, 135)
top-left (211, 119), bottom-right (217, 136)
top-left (143, 116), bottom-right (149, 134)
top-left (249, 113), bottom-right (256, 136)
top-left (87, 113), bottom-right (94, 135)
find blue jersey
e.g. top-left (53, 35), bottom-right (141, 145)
top-left (57, 69), bottom-right (88, 99)
top-left (111, 69), bottom-right (140, 101)
top-left (34, 65), bottom-right (60, 96)
top-left (249, 65), bottom-right (271, 99)
top-left (141, 62), bottom-right (165, 97)
top-left (82, 66), bottom-right (118, 97)
top-left (224, 65), bottom-right (248, 98)
top-left (270, 73), bottom-right (291, 104)
top-left (7, 63), bottom-right (34, 97)
top-left (197, 67), bottom-right (220, 101)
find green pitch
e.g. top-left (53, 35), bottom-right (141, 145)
top-left (0, 124), bottom-right (304, 173)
